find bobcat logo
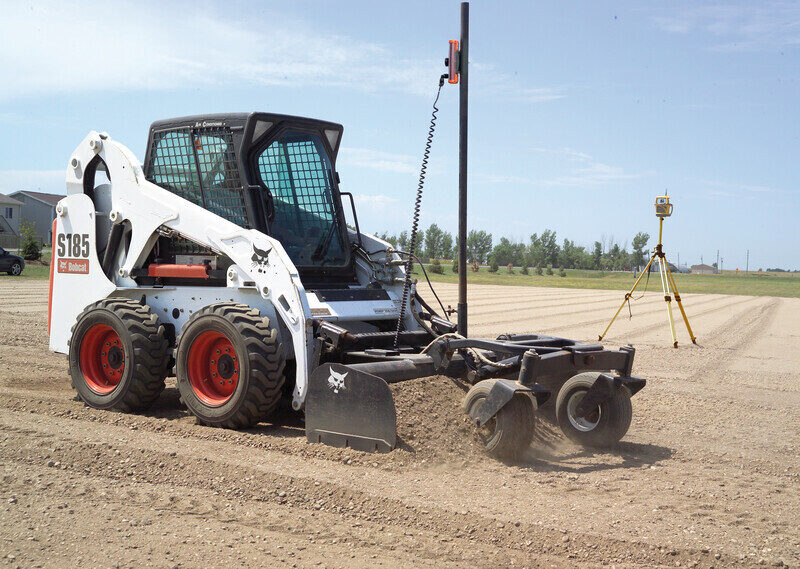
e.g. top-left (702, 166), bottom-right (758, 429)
top-left (251, 244), bottom-right (271, 273)
top-left (327, 369), bottom-right (348, 394)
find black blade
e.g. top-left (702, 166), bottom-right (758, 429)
top-left (305, 363), bottom-right (397, 453)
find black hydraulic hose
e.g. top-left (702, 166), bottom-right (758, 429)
top-left (394, 75), bottom-right (448, 349)
top-left (101, 223), bottom-right (124, 279)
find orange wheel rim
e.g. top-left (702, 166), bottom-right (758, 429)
top-left (187, 330), bottom-right (239, 406)
top-left (79, 324), bottom-right (124, 394)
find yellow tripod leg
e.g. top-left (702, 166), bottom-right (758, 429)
top-left (664, 260), bottom-right (697, 344)
top-left (598, 254), bottom-right (656, 341)
top-left (658, 257), bottom-right (679, 348)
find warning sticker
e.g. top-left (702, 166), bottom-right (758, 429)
top-left (57, 258), bottom-right (89, 274)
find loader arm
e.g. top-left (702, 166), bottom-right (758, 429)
top-left (57, 131), bottom-right (314, 410)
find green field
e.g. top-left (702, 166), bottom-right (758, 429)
top-left (5, 252), bottom-right (798, 298)
top-left (413, 265), bottom-right (800, 298)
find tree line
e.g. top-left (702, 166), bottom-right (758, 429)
top-left (375, 224), bottom-right (651, 271)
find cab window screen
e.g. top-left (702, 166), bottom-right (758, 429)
top-left (256, 131), bottom-right (347, 267)
top-left (146, 127), bottom-right (248, 228)
top-left (147, 130), bottom-right (202, 207)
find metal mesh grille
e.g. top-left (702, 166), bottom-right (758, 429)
top-left (256, 133), bottom-right (347, 267)
top-left (145, 127), bottom-right (248, 227)
top-left (147, 129), bottom-right (202, 206)
top-left (258, 139), bottom-right (335, 229)
top-left (194, 128), bottom-right (247, 226)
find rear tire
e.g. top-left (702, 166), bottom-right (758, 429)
top-left (463, 379), bottom-right (535, 460)
top-left (176, 303), bottom-right (285, 429)
top-left (8, 262), bottom-right (21, 276)
top-left (68, 299), bottom-right (170, 411)
top-left (555, 372), bottom-right (632, 447)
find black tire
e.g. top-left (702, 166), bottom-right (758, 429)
top-left (68, 298), bottom-right (170, 411)
top-left (462, 379), bottom-right (535, 460)
top-left (555, 372), bottom-right (632, 447)
top-left (175, 303), bottom-right (285, 429)
top-left (8, 262), bottom-right (21, 276)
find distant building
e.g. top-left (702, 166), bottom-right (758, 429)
top-left (651, 262), bottom-right (689, 274)
top-left (0, 193), bottom-right (23, 248)
top-left (690, 263), bottom-right (717, 275)
top-left (9, 191), bottom-right (64, 244)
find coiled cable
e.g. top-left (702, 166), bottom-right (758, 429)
top-left (394, 74), bottom-right (448, 349)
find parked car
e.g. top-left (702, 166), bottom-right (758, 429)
top-left (0, 247), bottom-right (24, 275)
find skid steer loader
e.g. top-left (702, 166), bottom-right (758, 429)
top-left (48, 111), bottom-right (646, 458)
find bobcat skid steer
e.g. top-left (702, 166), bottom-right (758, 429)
top-left (49, 112), bottom-right (645, 458)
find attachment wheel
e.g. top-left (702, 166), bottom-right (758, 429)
top-left (555, 372), bottom-right (632, 447)
top-left (463, 379), bottom-right (535, 460)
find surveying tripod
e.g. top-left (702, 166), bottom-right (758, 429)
top-left (598, 197), bottom-right (697, 348)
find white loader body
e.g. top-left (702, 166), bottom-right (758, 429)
top-left (49, 131), bottom-right (413, 410)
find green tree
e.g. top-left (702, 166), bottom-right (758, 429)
top-left (521, 262), bottom-right (529, 275)
top-left (592, 241), bottom-right (603, 270)
top-left (546, 265), bottom-right (554, 276)
top-left (540, 229), bottom-right (560, 266)
top-left (429, 258), bottom-right (444, 274)
top-left (378, 232), bottom-right (398, 248)
top-left (440, 232), bottom-right (454, 259)
top-left (631, 232), bottom-right (650, 270)
top-left (19, 221), bottom-right (41, 261)
top-left (488, 256), bottom-right (499, 273)
top-left (559, 266), bottom-right (567, 277)
top-left (535, 264), bottom-right (543, 275)
top-left (466, 230), bottom-right (493, 264)
top-left (397, 231), bottom-right (409, 252)
top-left (424, 224), bottom-right (444, 259)
top-left (526, 233), bottom-right (544, 267)
top-left (452, 254), bottom-right (459, 274)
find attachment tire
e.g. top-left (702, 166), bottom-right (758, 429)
top-left (68, 298), bottom-right (170, 411)
top-left (555, 372), bottom-right (632, 447)
top-left (175, 303), bottom-right (285, 429)
top-left (463, 379), bottom-right (535, 460)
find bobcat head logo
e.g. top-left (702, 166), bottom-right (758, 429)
top-left (327, 369), bottom-right (348, 394)
top-left (251, 244), bottom-right (271, 273)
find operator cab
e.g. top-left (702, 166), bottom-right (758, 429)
top-left (142, 112), bottom-right (353, 283)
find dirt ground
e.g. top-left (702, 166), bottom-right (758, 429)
top-left (0, 278), bottom-right (798, 568)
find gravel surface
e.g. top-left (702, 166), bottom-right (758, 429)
top-left (0, 278), bottom-right (797, 568)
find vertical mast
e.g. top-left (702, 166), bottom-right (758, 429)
top-left (457, 1), bottom-right (469, 336)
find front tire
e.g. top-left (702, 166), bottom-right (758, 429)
top-left (175, 303), bottom-right (285, 429)
top-left (68, 299), bottom-right (170, 410)
top-left (555, 372), bottom-right (632, 447)
top-left (8, 262), bottom-right (21, 276)
top-left (463, 379), bottom-right (535, 460)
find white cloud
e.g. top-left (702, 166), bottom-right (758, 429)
top-left (653, 3), bottom-right (800, 51)
top-left (0, 1), bottom-right (560, 103)
top-left (353, 194), bottom-right (398, 208)
top-left (338, 148), bottom-right (418, 174)
top-left (530, 147), bottom-right (640, 187)
top-left (691, 178), bottom-right (796, 196)
top-left (0, 170), bottom-right (65, 196)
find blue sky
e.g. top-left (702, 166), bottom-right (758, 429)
top-left (1, 0), bottom-right (798, 269)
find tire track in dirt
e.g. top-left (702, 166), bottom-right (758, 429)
top-left (0, 415), bottom-right (742, 569)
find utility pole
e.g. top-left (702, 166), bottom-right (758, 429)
top-left (716, 249), bottom-right (719, 269)
top-left (746, 250), bottom-right (749, 275)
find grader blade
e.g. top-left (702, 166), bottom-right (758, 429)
top-left (305, 363), bottom-right (397, 453)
